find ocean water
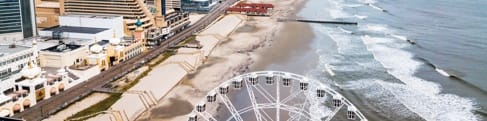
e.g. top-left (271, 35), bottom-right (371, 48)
top-left (282, 0), bottom-right (487, 120)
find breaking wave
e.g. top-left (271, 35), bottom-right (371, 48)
top-left (360, 34), bottom-right (479, 121)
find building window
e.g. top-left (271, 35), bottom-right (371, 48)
top-left (20, 0), bottom-right (34, 38)
top-left (22, 86), bottom-right (30, 93)
top-left (0, 0), bottom-right (22, 34)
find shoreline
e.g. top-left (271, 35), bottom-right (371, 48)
top-left (250, 0), bottom-right (317, 73)
top-left (135, 0), bottom-right (316, 120)
top-left (48, 0), bottom-right (316, 120)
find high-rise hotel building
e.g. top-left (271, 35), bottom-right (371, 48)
top-left (62, 0), bottom-right (158, 35)
top-left (61, 0), bottom-right (190, 46)
top-left (0, 0), bottom-right (37, 40)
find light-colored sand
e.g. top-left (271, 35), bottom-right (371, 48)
top-left (89, 14), bottom-right (245, 121)
top-left (163, 53), bottom-right (203, 72)
top-left (46, 66), bottom-right (151, 120)
top-left (86, 94), bottom-right (145, 121)
top-left (89, 64), bottom-right (188, 121)
top-left (195, 35), bottom-right (220, 56)
top-left (131, 64), bottom-right (188, 100)
top-left (42, 93), bottom-right (110, 121)
top-left (201, 15), bottom-right (244, 37)
top-left (85, 0), bottom-right (310, 119)
top-left (135, 0), bottom-right (310, 120)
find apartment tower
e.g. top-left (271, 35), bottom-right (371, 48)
top-left (62, 0), bottom-right (163, 35)
top-left (0, 0), bottom-right (37, 40)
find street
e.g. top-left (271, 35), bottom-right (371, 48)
top-left (12, 0), bottom-right (237, 120)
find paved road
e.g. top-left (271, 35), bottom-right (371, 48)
top-left (13, 0), bottom-right (237, 120)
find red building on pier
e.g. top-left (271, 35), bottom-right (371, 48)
top-left (226, 2), bottom-right (274, 16)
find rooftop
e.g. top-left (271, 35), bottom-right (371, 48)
top-left (41, 43), bottom-right (82, 53)
top-left (0, 45), bottom-right (31, 58)
top-left (38, 37), bottom-right (99, 47)
top-left (42, 67), bottom-right (62, 75)
top-left (96, 40), bottom-right (110, 46)
top-left (43, 26), bottom-right (109, 34)
top-left (17, 78), bottom-right (46, 87)
top-left (0, 94), bottom-right (12, 103)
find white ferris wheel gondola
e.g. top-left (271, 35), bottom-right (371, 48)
top-left (188, 71), bottom-right (368, 121)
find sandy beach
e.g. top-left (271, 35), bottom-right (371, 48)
top-left (135, 0), bottom-right (315, 120)
top-left (42, 93), bottom-right (110, 121)
top-left (45, 0), bottom-right (315, 120)
top-left (85, 13), bottom-right (245, 121)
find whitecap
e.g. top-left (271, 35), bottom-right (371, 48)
top-left (325, 64), bottom-right (336, 76)
top-left (354, 15), bottom-right (368, 20)
top-left (329, 9), bottom-right (351, 19)
top-left (343, 4), bottom-right (363, 8)
top-left (358, 0), bottom-right (377, 4)
top-left (361, 35), bottom-right (392, 45)
top-left (435, 68), bottom-right (451, 77)
top-left (376, 81), bottom-right (479, 121)
top-left (367, 3), bottom-right (386, 12)
top-left (389, 34), bottom-right (408, 41)
top-left (360, 24), bottom-right (390, 33)
top-left (338, 27), bottom-right (353, 34)
top-left (360, 35), bottom-right (479, 121)
top-left (328, 28), bottom-right (353, 54)
top-left (327, 0), bottom-right (354, 19)
top-left (339, 79), bottom-right (377, 90)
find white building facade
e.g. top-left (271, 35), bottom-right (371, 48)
top-left (0, 44), bottom-right (37, 96)
top-left (58, 15), bottom-right (124, 38)
top-left (38, 15), bottom-right (124, 41)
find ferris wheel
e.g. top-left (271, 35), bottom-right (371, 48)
top-left (187, 71), bottom-right (368, 121)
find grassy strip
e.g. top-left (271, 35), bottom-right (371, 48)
top-left (66, 52), bottom-right (174, 120)
top-left (178, 35), bottom-right (196, 46)
top-left (149, 52), bottom-right (174, 67)
top-left (66, 93), bottom-right (122, 121)
top-left (121, 52), bottom-right (174, 91)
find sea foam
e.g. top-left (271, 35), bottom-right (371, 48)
top-left (361, 24), bottom-right (390, 32)
top-left (367, 3), bottom-right (386, 12)
top-left (354, 15), bottom-right (368, 20)
top-left (358, 0), bottom-right (377, 4)
top-left (361, 35), bottom-right (479, 121)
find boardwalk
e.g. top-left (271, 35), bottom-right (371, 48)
top-left (12, 0), bottom-right (238, 120)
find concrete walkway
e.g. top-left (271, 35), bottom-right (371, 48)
top-left (88, 15), bottom-right (243, 121)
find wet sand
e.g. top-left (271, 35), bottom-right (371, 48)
top-left (135, 0), bottom-right (315, 120)
top-left (250, 0), bottom-right (317, 73)
top-left (250, 21), bottom-right (317, 73)
top-left (139, 97), bottom-right (193, 120)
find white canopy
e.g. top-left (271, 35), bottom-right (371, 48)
top-left (0, 109), bottom-right (10, 117)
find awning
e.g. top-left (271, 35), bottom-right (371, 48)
top-left (0, 110), bottom-right (10, 117)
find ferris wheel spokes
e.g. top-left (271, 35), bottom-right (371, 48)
top-left (218, 93), bottom-right (243, 121)
top-left (188, 71), bottom-right (369, 121)
top-left (244, 77), bottom-right (264, 121)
